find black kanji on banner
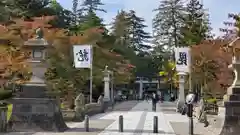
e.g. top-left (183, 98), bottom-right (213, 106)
top-left (76, 49), bottom-right (89, 61)
top-left (176, 52), bottom-right (187, 65)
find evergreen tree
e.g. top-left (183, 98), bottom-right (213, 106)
top-left (81, 0), bottom-right (106, 13)
top-left (72, 0), bottom-right (79, 24)
top-left (80, 11), bottom-right (105, 31)
top-left (110, 10), bottom-right (131, 46)
top-left (4, 0), bottom-right (56, 18)
top-left (179, 0), bottom-right (212, 46)
top-left (153, 0), bottom-right (185, 48)
top-left (77, 0), bottom-right (106, 34)
top-left (0, 1), bottom-right (10, 23)
top-left (49, 1), bottom-right (74, 29)
top-left (128, 10), bottom-right (152, 51)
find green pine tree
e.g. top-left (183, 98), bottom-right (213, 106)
top-left (80, 11), bottom-right (105, 31)
top-left (72, 0), bottom-right (79, 24)
top-left (0, 1), bottom-right (10, 23)
top-left (49, 0), bottom-right (74, 29)
top-left (179, 0), bottom-right (212, 46)
top-left (128, 10), bottom-right (152, 51)
top-left (81, 0), bottom-right (106, 13)
top-left (4, 0), bottom-right (56, 18)
top-left (110, 10), bottom-right (131, 46)
top-left (153, 0), bottom-right (185, 48)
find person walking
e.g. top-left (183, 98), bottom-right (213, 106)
top-left (152, 92), bottom-right (159, 111)
top-left (170, 92), bottom-right (175, 102)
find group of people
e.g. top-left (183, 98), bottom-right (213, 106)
top-left (144, 91), bottom-right (176, 102)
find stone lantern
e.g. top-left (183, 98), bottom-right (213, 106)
top-left (102, 65), bottom-right (115, 109)
top-left (220, 37), bottom-right (240, 135)
top-left (8, 28), bottom-right (68, 132)
top-left (12, 27), bottom-right (51, 98)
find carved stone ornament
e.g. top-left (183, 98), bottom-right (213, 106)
top-left (35, 27), bottom-right (44, 39)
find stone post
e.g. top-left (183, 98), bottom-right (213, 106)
top-left (74, 93), bottom-right (85, 121)
top-left (0, 106), bottom-right (7, 132)
top-left (177, 72), bottom-right (186, 112)
top-left (220, 40), bottom-right (240, 135)
top-left (103, 66), bottom-right (110, 109)
top-left (103, 72), bottom-right (110, 101)
top-left (139, 78), bottom-right (143, 99)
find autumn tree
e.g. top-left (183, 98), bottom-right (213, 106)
top-left (14, 16), bottom-right (134, 107)
top-left (0, 18), bottom-right (38, 100)
top-left (44, 27), bottom-right (134, 106)
top-left (191, 40), bottom-right (231, 95)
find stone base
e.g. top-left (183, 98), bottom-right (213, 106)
top-left (176, 100), bottom-right (185, 112)
top-left (8, 98), bottom-right (68, 132)
top-left (102, 100), bottom-right (111, 112)
top-left (220, 101), bottom-right (240, 135)
top-left (220, 85), bottom-right (240, 135)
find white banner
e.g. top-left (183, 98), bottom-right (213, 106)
top-left (174, 47), bottom-right (190, 73)
top-left (73, 45), bottom-right (92, 68)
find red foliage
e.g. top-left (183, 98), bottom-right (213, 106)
top-left (191, 40), bottom-right (232, 95)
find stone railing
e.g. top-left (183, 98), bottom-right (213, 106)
top-left (84, 103), bottom-right (103, 116)
top-left (62, 102), bottom-right (104, 122)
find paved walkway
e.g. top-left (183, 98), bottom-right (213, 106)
top-left (98, 101), bottom-right (177, 135)
top-left (4, 101), bottom-right (223, 135)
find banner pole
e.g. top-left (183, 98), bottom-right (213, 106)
top-left (189, 48), bottom-right (192, 92)
top-left (90, 45), bottom-right (93, 103)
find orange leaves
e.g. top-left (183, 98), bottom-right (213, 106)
top-left (69, 27), bottom-right (104, 45)
top-left (191, 40), bottom-right (232, 93)
top-left (191, 40), bottom-right (230, 69)
top-left (14, 16), bottom-right (55, 29)
top-left (0, 46), bottom-right (30, 78)
top-left (0, 18), bottom-right (35, 85)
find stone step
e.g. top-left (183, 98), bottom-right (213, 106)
top-left (228, 94), bottom-right (240, 101)
top-left (231, 87), bottom-right (240, 94)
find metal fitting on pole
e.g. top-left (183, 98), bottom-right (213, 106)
top-left (186, 93), bottom-right (195, 135)
top-left (153, 116), bottom-right (158, 133)
top-left (119, 115), bottom-right (123, 132)
top-left (188, 104), bottom-right (193, 135)
top-left (84, 115), bottom-right (89, 132)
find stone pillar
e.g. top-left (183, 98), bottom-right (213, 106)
top-left (0, 106), bottom-right (7, 132)
top-left (177, 72), bottom-right (186, 112)
top-left (74, 93), bottom-right (85, 121)
top-left (220, 55), bottom-right (240, 135)
top-left (103, 75), bottom-right (110, 101)
top-left (139, 79), bottom-right (143, 99)
top-left (103, 66), bottom-right (110, 110)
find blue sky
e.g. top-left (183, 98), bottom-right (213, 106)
top-left (57, 0), bottom-right (239, 36)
